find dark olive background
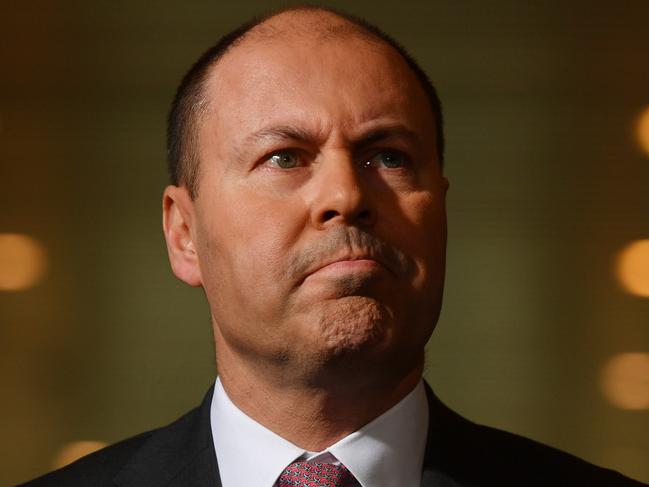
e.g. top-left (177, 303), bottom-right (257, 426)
top-left (2, 1), bottom-right (648, 484)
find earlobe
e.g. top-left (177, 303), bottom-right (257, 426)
top-left (162, 185), bottom-right (203, 287)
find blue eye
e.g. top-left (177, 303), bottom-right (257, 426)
top-left (268, 151), bottom-right (299, 169)
top-left (364, 150), bottom-right (409, 169)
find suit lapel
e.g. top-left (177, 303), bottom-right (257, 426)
top-left (113, 385), bottom-right (222, 487)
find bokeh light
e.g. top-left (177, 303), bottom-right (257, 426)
top-left (637, 106), bottom-right (649, 156)
top-left (0, 233), bottom-right (47, 291)
top-left (52, 441), bottom-right (108, 469)
top-left (616, 239), bottom-right (649, 298)
top-left (600, 353), bottom-right (649, 410)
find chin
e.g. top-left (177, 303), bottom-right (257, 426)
top-left (312, 295), bottom-right (396, 359)
top-left (297, 297), bottom-right (422, 391)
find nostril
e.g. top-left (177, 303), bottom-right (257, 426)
top-left (320, 208), bottom-right (374, 226)
top-left (322, 210), bottom-right (339, 222)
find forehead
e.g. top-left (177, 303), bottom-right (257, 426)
top-left (200, 18), bottom-right (435, 147)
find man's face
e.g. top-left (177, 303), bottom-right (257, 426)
top-left (171, 27), bottom-right (448, 383)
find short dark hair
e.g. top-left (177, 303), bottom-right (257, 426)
top-left (167, 6), bottom-right (445, 199)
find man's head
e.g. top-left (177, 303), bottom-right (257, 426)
top-left (163, 7), bottom-right (449, 391)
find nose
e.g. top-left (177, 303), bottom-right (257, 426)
top-left (308, 152), bottom-right (376, 229)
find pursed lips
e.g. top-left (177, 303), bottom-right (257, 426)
top-left (306, 253), bottom-right (393, 279)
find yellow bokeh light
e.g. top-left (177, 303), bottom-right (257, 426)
top-left (0, 233), bottom-right (47, 291)
top-left (616, 239), bottom-right (649, 298)
top-left (52, 441), bottom-right (108, 469)
top-left (600, 353), bottom-right (649, 410)
top-left (637, 106), bottom-right (649, 156)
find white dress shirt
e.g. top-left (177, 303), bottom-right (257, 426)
top-left (210, 377), bottom-right (429, 487)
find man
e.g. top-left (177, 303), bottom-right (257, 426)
top-left (21, 6), bottom-right (646, 487)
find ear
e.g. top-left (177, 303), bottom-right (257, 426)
top-left (162, 185), bottom-right (203, 287)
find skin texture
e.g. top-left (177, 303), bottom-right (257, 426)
top-left (163, 9), bottom-right (449, 450)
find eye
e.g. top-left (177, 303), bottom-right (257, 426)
top-left (363, 150), bottom-right (410, 169)
top-left (266, 150), bottom-right (300, 169)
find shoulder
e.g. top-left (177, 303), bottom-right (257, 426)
top-left (17, 388), bottom-right (215, 487)
top-left (17, 431), bottom-right (154, 487)
top-left (424, 385), bottom-right (647, 486)
top-left (457, 420), bottom-right (642, 485)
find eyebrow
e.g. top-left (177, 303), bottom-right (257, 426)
top-left (248, 125), bottom-right (316, 145)
top-left (353, 126), bottom-right (422, 152)
top-left (242, 124), bottom-right (424, 152)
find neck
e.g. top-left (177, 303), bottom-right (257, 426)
top-left (215, 342), bottom-right (423, 451)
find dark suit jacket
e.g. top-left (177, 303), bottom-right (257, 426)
top-left (19, 383), bottom-right (647, 486)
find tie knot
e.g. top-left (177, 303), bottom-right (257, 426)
top-left (276, 461), bottom-right (360, 487)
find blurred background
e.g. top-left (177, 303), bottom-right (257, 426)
top-left (2, 0), bottom-right (648, 484)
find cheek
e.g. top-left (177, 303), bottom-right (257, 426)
top-left (201, 188), bottom-right (307, 287)
top-left (393, 190), bottom-right (445, 242)
top-left (392, 191), bottom-right (447, 285)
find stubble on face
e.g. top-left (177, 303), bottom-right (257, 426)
top-left (273, 226), bottom-right (411, 377)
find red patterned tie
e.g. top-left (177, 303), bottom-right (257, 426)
top-left (276, 461), bottom-right (361, 487)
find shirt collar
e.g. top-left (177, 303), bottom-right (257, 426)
top-left (210, 377), bottom-right (429, 487)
